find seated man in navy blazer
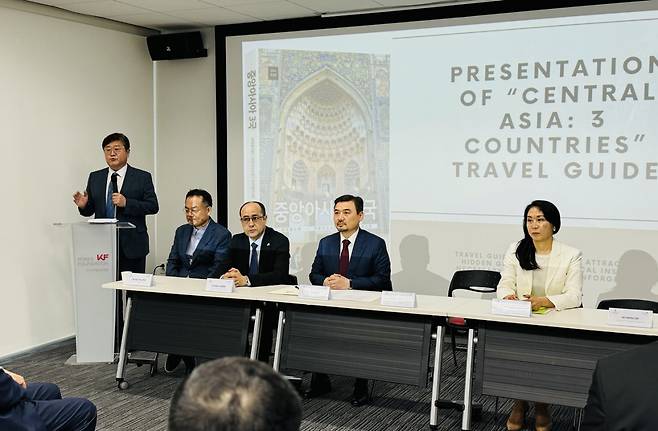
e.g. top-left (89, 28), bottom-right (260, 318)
top-left (307, 194), bottom-right (392, 407)
top-left (0, 367), bottom-right (96, 431)
top-left (221, 201), bottom-right (292, 362)
top-left (164, 189), bottom-right (231, 373)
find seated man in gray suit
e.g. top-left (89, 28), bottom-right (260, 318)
top-left (164, 189), bottom-right (231, 373)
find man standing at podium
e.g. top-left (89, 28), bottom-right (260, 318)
top-left (164, 189), bottom-right (231, 374)
top-left (72, 132), bottom-right (159, 350)
top-left (307, 194), bottom-right (392, 406)
top-left (73, 132), bottom-right (159, 274)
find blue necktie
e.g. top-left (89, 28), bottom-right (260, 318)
top-left (249, 243), bottom-right (258, 276)
top-left (105, 173), bottom-right (117, 218)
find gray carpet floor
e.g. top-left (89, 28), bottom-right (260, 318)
top-left (4, 340), bottom-right (581, 430)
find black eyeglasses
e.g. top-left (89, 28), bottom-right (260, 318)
top-left (240, 215), bottom-right (265, 223)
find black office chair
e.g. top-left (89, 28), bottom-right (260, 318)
top-left (433, 270), bottom-right (501, 420)
top-left (597, 298), bottom-right (658, 313)
top-left (253, 273), bottom-right (299, 361)
top-left (447, 270), bottom-right (501, 366)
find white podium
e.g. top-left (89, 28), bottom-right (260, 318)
top-left (61, 221), bottom-right (134, 363)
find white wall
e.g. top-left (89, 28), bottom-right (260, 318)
top-left (0, 6), bottom-right (154, 357)
top-left (153, 28), bottom-right (218, 267)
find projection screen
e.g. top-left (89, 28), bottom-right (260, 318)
top-left (221, 2), bottom-right (658, 306)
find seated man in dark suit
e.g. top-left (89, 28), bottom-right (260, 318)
top-left (221, 201), bottom-right (291, 362)
top-left (581, 341), bottom-right (658, 431)
top-left (307, 194), bottom-right (392, 406)
top-left (0, 367), bottom-right (96, 431)
top-left (169, 357), bottom-right (301, 431)
top-left (164, 189), bottom-right (231, 373)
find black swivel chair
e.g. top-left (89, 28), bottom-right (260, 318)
top-left (597, 298), bottom-right (658, 313)
top-left (447, 270), bottom-right (501, 366)
top-left (435, 270), bottom-right (501, 420)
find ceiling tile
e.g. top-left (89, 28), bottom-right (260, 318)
top-left (116, 0), bottom-right (210, 12)
top-left (63, 0), bottom-right (151, 17)
top-left (168, 7), bottom-right (259, 25)
top-left (27, 0), bottom-right (96, 5)
top-left (375, 0), bottom-right (460, 5)
top-left (111, 11), bottom-right (198, 28)
top-left (26, 0), bottom-right (487, 27)
top-left (200, 0), bottom-right (280, 6)
top-left (289, 0), bottom-right (382, 14)
top-left (224, 1), bottom-right (315, 21)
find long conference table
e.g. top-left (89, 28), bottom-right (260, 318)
top-left (104, 277), bottom-right (658, 431)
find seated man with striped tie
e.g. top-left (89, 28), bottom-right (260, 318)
top-left (164, 189), bottom-right (231, 374)
top-left (307, 194), bottom-right (392, 407)
top-left (221, 201), bottom-right (292, 363)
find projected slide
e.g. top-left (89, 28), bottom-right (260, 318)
top-left (235, 9), bottom-right (658, 305)
top-left (243, 49), bottom-right (390, 248)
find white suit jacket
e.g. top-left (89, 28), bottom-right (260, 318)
top-left (496, 240), bottom-right (583, 310)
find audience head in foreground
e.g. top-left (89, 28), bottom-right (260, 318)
top-left (169, 357), bottom-right (302, 431)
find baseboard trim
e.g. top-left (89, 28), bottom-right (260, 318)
top-left (0, 336), bottom-right (75, 363)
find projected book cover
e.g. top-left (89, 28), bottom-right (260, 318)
top-left (244, 49), bottom-right (390, 278)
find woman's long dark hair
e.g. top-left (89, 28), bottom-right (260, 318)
top-left (515, 200), bottom-right (561, 270)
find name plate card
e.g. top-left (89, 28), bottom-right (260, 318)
top-left (608, 307), bottom-right (653, 328)
top-left (121, 272), bottom-right (153, 287)
top-left (298, 285), bottom-right (330, 301)
top-left (380, 291), bottom-right (417, 308)
top-left (206, 278), bottom-right (234, 293)
top-left (491, 299), bottom-right (531, 318)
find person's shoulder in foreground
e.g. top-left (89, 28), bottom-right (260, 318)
top-left (0, 367), bottom-right (97, 431)
top-left (169, 357), bottom-right (302, 431)
top-left (581, 341), bottom-right (658, 431)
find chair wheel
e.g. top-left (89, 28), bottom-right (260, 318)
top-left (118, 380), bottom-right (129, 390)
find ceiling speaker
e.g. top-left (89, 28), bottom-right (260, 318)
top-left (147, 31), bottom-right (207, 61)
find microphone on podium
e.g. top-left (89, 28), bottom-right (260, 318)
top-left (111, 173), bottom-right (118, 194)
top-left (110, 172), bottom-right (118, 218)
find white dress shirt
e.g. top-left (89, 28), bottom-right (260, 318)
top-left (339, 228), bottom-right (359, 260)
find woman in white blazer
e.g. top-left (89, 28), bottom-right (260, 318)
top-left (497, 200), bottom-right (583, 431)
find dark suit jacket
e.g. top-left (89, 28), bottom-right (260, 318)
top-left (166, 218), bottom-right (231, 279)
top-left (581, 341), bottom-right (658, 431)
top-left (0, 371), bottom-right (45, 431)
top-left (309, 229), bottom-right (392, 291)
top-left (79, 165), bottom-right (159, 259)
top-left (228, 227), bottom-right (291, 286)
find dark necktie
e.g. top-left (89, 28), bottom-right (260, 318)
top-left (249, 242), bottom-right (259, 276)
top-left (339, 239), bottom-right (350, 276)
top-left (106, 172), bottom-right (118, 218)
